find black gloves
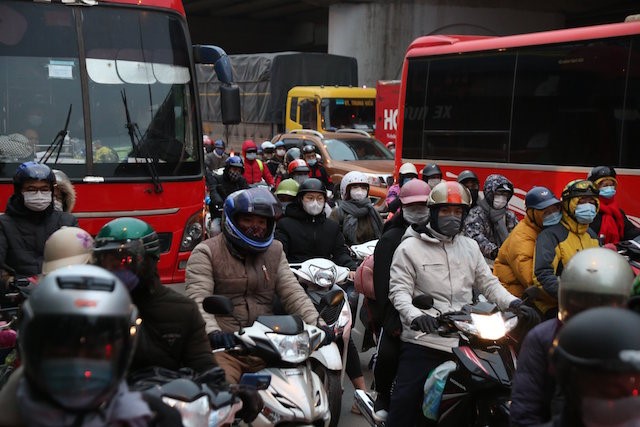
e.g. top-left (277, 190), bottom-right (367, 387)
top-left (208, 331), bottom-right (236, 349)
top-left (235, 385), bottom-right (264, 423)
top-left (509, 299), bottom-right (541, 329)
top-left (319, 325), bottom-right (335, 347)
top-left (410, 315), bottom-right (439, 333)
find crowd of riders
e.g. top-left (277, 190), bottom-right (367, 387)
top-left (0, 136), bottom-right (639, 426)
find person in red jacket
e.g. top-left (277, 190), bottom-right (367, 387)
top-left (241, 140), bottom-right (274, 187)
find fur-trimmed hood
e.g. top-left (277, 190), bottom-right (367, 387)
top-left (53, 169), bottom-right (76, 212)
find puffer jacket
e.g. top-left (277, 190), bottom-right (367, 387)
top-left (274, 202), bottom-right (356, 269)
top-left (0, 195), bottom-right (77, 277)
top-left (493, 210), bottom-right (545, 298)
top-left (241, 140), bottom-right (274, 186)
top-left (185, 234), bottom-right (320, 334)
top-left (533, 207), bottom-right (599, 315)
top-left (389, 225), bottom-right (518, 353)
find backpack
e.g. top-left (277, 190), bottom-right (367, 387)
top-left (354, 253), bottom-right (376, 300)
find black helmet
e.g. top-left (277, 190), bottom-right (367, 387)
top-left (302, 144), bottom-right (316, 155)
top-left (297, 178), bottom-right (327, 198)
top-left (421, 163), bottom-right (442, 180)
top-left (525, 186), bottom-right (561, 210)
top-left (587, 166), bottom-right (616, 183)
top-left (13, 161), bottom-right (55, 193)
top-left (223, 187), bottom-right (279, 254)
top-left (457, 170), bottom-right (479, 184)
top-left (20, 265), bottom-right (139, 412)
top-left (285, 147), bottom-right (302, 164)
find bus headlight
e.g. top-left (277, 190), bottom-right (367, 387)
top-left (180, 211), bottom-right (205, 252)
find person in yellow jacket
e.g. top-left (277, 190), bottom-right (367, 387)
top-left (494, 186), bottom-right (561, 298)
top-left (532, 179), bottom-right (600, 319)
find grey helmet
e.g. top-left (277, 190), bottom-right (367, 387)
top-left (19, 265), bottom-right (139, 412)
top-left (558, 247), bottom-right (634, 322)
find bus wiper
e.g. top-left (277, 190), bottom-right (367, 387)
top-left (40, 104), bottom-right (72, 164)
top-left (121, 90), bottom-right (163, 193)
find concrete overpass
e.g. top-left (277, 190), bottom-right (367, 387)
top-left (185, 0), bottom-right (638, 86)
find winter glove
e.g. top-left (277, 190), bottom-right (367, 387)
top-left (410, 315), bottom-right (439, 334)
top-left (235, 385), bottom-right (264, 423)
top-left (319, 325), bottom-right (336, 347)
top-left (509, 299), bottom-right (541, 329)
top-left (208, 331), bottom-right (236, 349)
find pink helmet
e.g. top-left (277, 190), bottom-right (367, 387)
top-left (399, 178), bottom-right (430, 205)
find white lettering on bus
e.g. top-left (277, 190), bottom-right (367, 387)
top-left (384, 108), bottom-right (398, 131)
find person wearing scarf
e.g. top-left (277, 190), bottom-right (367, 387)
top-left (463, 174), bottom-right (519, 262)
top-left (587, 166), bottom-right (640, 245)
top-left (330, 171), bottom-right (384, 246)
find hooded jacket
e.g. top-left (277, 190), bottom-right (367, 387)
top-left (241, 140), bottom-right (274, 186)
top-left (52, 169), bottom-right (76, 212)
top-left (274, 202), bottom-right (356, 269)
top-left (0, 195), bottom-right (77, 277)
top-left (389, 225), bottom-right (518, 353)
top-left (533, 202), bottom-right (599, 315)
top-left (493, 209), bottom-right (546, 298)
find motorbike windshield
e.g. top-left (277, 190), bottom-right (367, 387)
top-left (0, 1), bottom-right (199, 180)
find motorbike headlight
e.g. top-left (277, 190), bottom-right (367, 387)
top-left (266, 332), bottom-right (310, 363)
top-left (309, 265), bottom-right (337, 288)
top-left (471, 312), bottom-right (507, 340)
top-left (162, 395), bottom-right (209, 427)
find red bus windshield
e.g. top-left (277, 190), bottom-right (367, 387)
top-left (396, 21), bottom-right (640, 225)
top-left (0, 0), bottom-right (204, 283)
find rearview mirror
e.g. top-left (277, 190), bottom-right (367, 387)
top-left (412, 295), bottom-right (434, 310)
top-left (320, 289), bottom-right (344, 309)
top-left (202, 295), bottom-right (234, 315)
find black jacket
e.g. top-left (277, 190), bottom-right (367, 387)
top-left (129, 275), bottom-right (217, 376)
top-left (372, 212), bottom-right (407, 332)
top-left (0, 195), bottom-right (77, 277)
top-left (275, 203), bottom-right (357, 270)
top-left (205, 169), bottom-right (248, 215)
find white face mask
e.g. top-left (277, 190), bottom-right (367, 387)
top-left (245, 152), bottom-right (257, 161)
top-left (22, 190), bottom-right (52, 212)
top-left (276, 149), bottom-right (286, 157)
top-left (303, 200), bottom-right (325, 216)
top-left (427, 178), bottom-right (441, 189)
top-left (350, 187), bottom-right (368, 201)
top-left (493, 194), bottom-right (509, 209)
top-left (54, 199), bottom-right (64, 212)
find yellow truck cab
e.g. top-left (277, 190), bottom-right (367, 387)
top-left (286, 86), bottom-right (376, 134)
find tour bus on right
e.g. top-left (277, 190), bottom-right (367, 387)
top-left (395, 17), bottom-right (640, 224)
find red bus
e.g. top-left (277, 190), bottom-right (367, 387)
top-left (396, 20), bottom-right (640, 225)
top-left (0, 0), bottom-right (239, 283)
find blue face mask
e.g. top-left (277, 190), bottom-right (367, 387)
top-left (599, 186), bottom-right (616, 199)
top-left (113, 269), bottom-right (140, 291)
top-left (574, 203), bottom-right (597, 224)
top-left (214, 148), bottom-right (225, 156)
top-left (307, 159), bottom-right (317, 166)
top-left (542, 211), bottom-right (562, 227)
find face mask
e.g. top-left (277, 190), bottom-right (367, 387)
top-left (401, 177), bottom-right (414, 186)
top-left (575, 202), bottom-right (597, 224)
top-left (403, 205), bottom-right (429, 225)
top-left (276, 149), bottom-right (286, 157)
top-left (427, 178), bottom-right (441, 189)
top-left (436, 215), bottom-right (462, 237)
top-left (28, 115), bottom-right (43, 127)
top-left (469, 189), bottom-right (479, 205)
top-left (306, 159), bottom-right (317, 167)
top-left (240, 224), bottom-right (267, 240)
top-left (582, 396), bottom-right (640, 427)
top-left (542, 211), bottom-right (562, 227)
top-left (599, 186), bottom-right (616, 199)
top-left (390, 148), bottom-right (396, 155)
top-left (54, 199), bottom-right (64, 212)
top-left (22, 190), bottom-right (52, 212)
top-left (41, 358), bottom-right (114, 410)
top-left (245, 152), bottom-right (257, 161)
top-left (113, 269), bottom-right (140, 291)
top-left (303, 200), bottom-right (325, 216)
top-left (214, 148), bottom-right (225, 156)
top-left (492, 194), bottom-right (509, 210)
top-left (350, 187), bottom-right (368, 201)
top-left (293, 175), bottom-right (308, 185)
top-left (228, 170), bottom-right (242, 181)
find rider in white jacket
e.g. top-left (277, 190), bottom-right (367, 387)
top-left (387, 181), bottom-right (521, 427)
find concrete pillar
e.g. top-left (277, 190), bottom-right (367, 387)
top-left (328, 1), bottom-right (565, 87)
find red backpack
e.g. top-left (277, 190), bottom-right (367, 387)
top-left (354, 254), bottom-right (376, 300)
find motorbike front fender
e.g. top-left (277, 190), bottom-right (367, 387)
top-left (310, 342), bottom-right (343, 371)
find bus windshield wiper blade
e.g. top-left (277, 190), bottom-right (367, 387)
top-left (40, 104), bottom-right (72, 165)
top-left (121, 90), bottom-right (163, 193)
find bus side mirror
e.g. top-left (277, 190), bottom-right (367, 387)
top-left (220, 84), bottom-right (241, 125)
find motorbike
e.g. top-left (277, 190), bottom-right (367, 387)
top-left (616, 235), bottom-right (640, 275)
top-left (355, 296), bottom-right (521, 427)
top-left (202, 293), bottom-right (345, 426)
top-left (289, 258), bottom-right (352, 427)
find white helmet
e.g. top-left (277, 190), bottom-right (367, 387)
top-left (261, 141), bottom-right (275, 151)
top-left (399, 162), bottom-right (418, 175)
top-left (340, 171), bottom-right (369, 200)
top-left (42, 227), bottom-right (95, 275)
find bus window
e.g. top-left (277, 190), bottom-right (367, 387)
top-left (620, 36), bottom-right (640, 168)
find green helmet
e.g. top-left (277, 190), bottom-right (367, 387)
top-left (558, 247), bottom-right (634, 322)
top-left (275, 178), bottom-right (299, 198)
top-left (95, 217), bottom-right (160, 258)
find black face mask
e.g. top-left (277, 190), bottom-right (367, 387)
top-left (469, 189), bottom-right (479, 205)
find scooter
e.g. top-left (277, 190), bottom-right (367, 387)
top-left (354, 296), bottom-right (521, 427)
top-left (289, 258), bottom-right (352, 427)
top-left (203, 293), bottom-right (344, 426)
